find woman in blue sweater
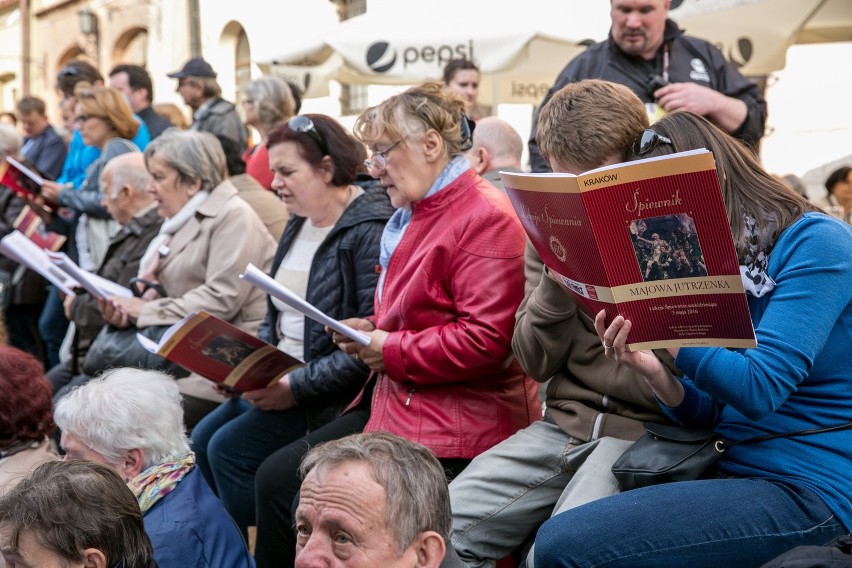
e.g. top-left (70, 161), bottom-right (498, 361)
top-left (535, 111), bottom-right (851, 568)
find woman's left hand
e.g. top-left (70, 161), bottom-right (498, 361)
top-left (242, 375), bottom-right (295, 411)
top-left (354, 329), bottom-right (389, 372)
top-left (109, 296), bottom-right (149, 322)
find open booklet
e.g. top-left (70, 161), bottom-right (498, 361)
top-left (137, 311), bottom-right (304, 392)
top-left (46, 251), bottom-right (133, 299)
top-left (501, 149), bottom-right (756, 350)
top-left (0, 156), bottom-right (57, 212)
top-left (0, 230), bottom-right (78, 295)
top-left (240, 263), bottom-right (371, 346)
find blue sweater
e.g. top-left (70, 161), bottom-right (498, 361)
top-left (670, 213), bottom-right (852, 532)
top-left (144, 467), bottom-right (254, 568)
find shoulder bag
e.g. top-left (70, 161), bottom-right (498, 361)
top-left (612, 420), bottom-right (852, 491)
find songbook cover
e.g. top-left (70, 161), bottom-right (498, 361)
top-left (502, 150), bottom-right (756, 350)
top-left (139, 311), bottom-right (304, 392)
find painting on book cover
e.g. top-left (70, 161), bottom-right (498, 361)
top-left (628, 213), bottom-right (708, 283)
top-left (196, 334), bottom-right (256, 367)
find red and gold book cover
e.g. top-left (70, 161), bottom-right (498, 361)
top-left (154, 311), bottom-right (304, 392)
top-left (13, 207), bottom-right (65, 252)
top-left (502, 150), bottom-right (756, 350)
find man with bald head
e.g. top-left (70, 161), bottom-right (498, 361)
top-left (48, 153), bottom-right (163, 397)
top-left (467, 117), bottom-right (524, 192)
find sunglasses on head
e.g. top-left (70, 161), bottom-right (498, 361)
top-left (58, 65), bottom-right (81, 79)
top-left (632, 129), bottom-right (673, 157)
top-left (287, 115), bottom-right (329, 156)
top-left (460, 111), bottom-right (475, 151)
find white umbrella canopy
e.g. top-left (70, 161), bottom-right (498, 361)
top-left (670, 0), bottom-right (852, 75)
top-left (255, 0), bottom-right (612, 105)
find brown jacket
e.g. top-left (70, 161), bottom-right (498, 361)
top-left (513, 242), bottom-right (677, 442)
top-left (137, 179), bottom-right (274, 334)
top-left (231, 173), bottom-right (288, 241)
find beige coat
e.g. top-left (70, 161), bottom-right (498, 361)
top-left (231, 173), bottom-right (289, 241)
top-left (0, 439), bottom-right (59, 496)
top-left (137, 179), bottom-right (274, 334)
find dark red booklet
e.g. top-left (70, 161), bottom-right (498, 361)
top-left (0, 156), bottom-right (58, 211)
top-left (13, 206), bottom-right (65, 251)
top-left (501, 149), bottom-right (756, 350)
top-left (137, 311), bottom-right (304, 392)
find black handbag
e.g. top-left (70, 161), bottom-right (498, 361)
top-left (612, 421), bottom-right (852, 491)
top-left (82, 324), bottom-right (190, 378)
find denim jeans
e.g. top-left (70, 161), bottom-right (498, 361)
top-left (534, 477), bottom-right (846, 568)
top-left (38, 286), bottom-right (69, 369)
top-left (450, 419), bottom-right (632, 568)
top-left (190, 397), bottom-right (308, 536)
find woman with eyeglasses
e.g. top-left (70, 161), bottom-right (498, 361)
top-left (240, 76), bottom-right (297, 190)
top-left (84, 130), bottom-right (275, 416)
top-left (190, 113), bottom-right (394, 542)
top-left (249, 83), bottom-right (539, 567)
top-left (534, 112), bottom-right (852, 568)
top-left (34, 89), bottom-right (144, 378)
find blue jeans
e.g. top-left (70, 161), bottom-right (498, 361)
top-left (190, 398), bottom-right (308, 536)
top-left (38, 286), bottom-right (69, 369)
top-left (534, 477), bottom-right (846, 567)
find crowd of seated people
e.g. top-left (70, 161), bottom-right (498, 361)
top-left (0, 42), bottom-right (849, 568)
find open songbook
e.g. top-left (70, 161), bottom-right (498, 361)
top-left (240, 263), bottom-right (371, 346)
top-left (137, 311), bottom-right (304, 392)
top-left (0, 230), bottom-right (77, 295)
top-left (501, 149), bottom-right (756, 350)
top-left (1, 156), bottom-right (58, 212)
top-left (45, 251), bottom-right (132, 299)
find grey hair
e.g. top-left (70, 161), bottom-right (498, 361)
top-left (100, 153), bottom-right (152, 199)
top-left (54, 368), bottom-right (190, 470)
top-left (300, 432), bottom-right (451, 552)
top-left (242, 76), bottom-right (295, 128)
top-left (0, 123), bottom-right (22, 156)
top-left (144, 129), bottom-right (226, 191)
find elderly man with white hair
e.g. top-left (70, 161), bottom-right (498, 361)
top-left (54, 368), bottom-right (254, 568)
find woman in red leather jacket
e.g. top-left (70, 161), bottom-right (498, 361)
top-left (336, 81), bottom-right (541, 473)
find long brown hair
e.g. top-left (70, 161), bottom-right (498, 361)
top-left (627, 112), bottom-right (819, 262)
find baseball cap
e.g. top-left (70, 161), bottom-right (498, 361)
top-left (167, 58), bottom-right (217, 79)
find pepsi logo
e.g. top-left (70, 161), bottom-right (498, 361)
top-left (366, 41), bottom-right (397, 73)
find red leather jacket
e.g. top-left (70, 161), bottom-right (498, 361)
top-left (364, 169), bottom-right (541, 458)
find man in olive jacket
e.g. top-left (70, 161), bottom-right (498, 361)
top-left (449, 80), bottom-right (679, 568)
top-left (48, 153), bottom-right (162, 396)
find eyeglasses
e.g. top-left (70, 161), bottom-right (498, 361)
top-left (364, 140), bottom-right (401, 171)
top-left (287, 115), bottom-right (329, 156)
top-left (631, 129), bottom-right (673, 157)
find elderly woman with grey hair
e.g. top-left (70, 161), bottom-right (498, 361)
top-left (102, 128), bottom-right (273, 334)
top-left (90, 129), bottom-right (274, 424)
top-left (54, 367), bottom-right (254, 567)
top-left (241, 76), bottom-right (296, 189)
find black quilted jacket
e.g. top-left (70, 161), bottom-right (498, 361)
top-left (257, 176), bottom-right (394, 430)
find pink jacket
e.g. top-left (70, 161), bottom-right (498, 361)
top-left (364, 169), bottom-right (541, 458)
